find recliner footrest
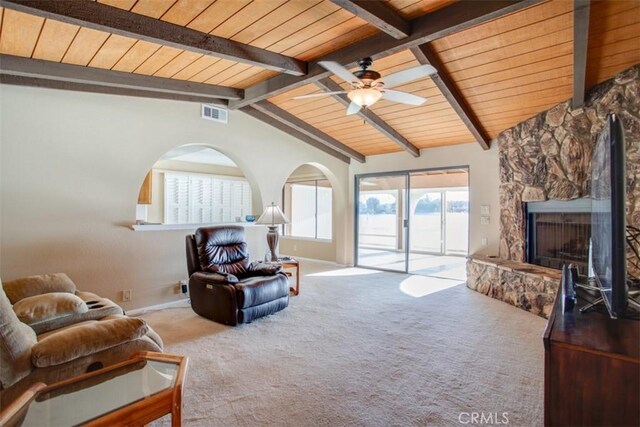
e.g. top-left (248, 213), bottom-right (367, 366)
top-left (235, 274), bottom-right (289, 309)
top-left (238, 296), bottom-right (289, 324)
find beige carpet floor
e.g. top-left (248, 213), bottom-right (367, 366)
top-left (142, 261), bottom-right (546, 427)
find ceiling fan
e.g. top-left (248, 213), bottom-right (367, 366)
top-left (293, 57), bottom-right (436, 115)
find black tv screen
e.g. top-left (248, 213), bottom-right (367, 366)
top-left (590, 114), bottom-right (627, 319)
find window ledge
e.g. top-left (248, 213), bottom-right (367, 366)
top-left (131, 222), bottom-right (267, 232)
top-left (281, 236), bottom-right (333, 243)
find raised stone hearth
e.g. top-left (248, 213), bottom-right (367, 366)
top-left (467, 255), bottom-right (560, 318)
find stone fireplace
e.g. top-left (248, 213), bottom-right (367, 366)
top-left (498, 65), bottom-right (640, 267)
top-left (467, 64), bottom-right (640, 318)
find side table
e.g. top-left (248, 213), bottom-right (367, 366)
top-left (0, 352), bottom-right (188, 427)
top-left (278, 258), bottom-right (300, 296)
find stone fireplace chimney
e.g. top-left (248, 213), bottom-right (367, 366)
top-left (498, 65), bottom-right (640, 270)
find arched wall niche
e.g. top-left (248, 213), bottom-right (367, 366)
top-left (135, 143), bottom-right (263, 224)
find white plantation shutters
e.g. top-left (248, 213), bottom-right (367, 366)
top-left (164, 172), bottom-right (252, 224)
top-left (190, 176), bottom-right (213, 223)
top-left (165, 174), bottom-right (190, 224)
top-left (211, 178), bottom-right (231, 222)
top-left (231, 181), bottom-right (252, 220)
top-left (241, 182), bottom-right (252, 217)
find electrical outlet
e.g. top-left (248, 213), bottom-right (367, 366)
top-left (481, 237), bottom-right (488, 246)
top-left (122, 289), bottom-right (132, 302)
top-left (480, 216), bottom-right (490, 225)
top-left (293, 244), bottom-right (297, 252)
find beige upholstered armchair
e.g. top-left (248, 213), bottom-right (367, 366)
top-left (2, 273), bottom-right (125, 334)
top-left (0, 275), bottom-right (163, 406)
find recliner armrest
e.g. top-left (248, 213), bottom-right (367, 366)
top-left (190, 271), bottom-right (239, 285)
top-left (243, 261), bottom-right (282, 278)
top-left (31, 316), bottom-right (148, 368)
top-left (13, 292), bottom-right (87, 326)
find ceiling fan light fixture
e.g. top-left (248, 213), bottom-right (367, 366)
top-left (348, 88), bottom-right (382, 107)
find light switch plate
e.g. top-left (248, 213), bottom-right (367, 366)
top-left (480, 216), bottom-right (490, 225)
top-left (481, 237), bottom-right (488, 246)
top-left (480, 205), bottom-right (490, 216)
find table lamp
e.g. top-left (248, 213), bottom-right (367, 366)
top-left (256, 202), bottom-right (289, 262)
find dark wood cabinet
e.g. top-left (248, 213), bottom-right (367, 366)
top-left (543, 288), bottom-right (640, 426)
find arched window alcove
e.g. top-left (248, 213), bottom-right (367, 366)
top-left (135, 145), bottom-right (260, 227)
top-left (281, 164), bottom-right (333, 241)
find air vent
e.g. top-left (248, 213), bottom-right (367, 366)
top-left (201, 104), bottom-right (228, 124)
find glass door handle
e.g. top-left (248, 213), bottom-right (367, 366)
top-left (403, 219), bottom-right (409, 228)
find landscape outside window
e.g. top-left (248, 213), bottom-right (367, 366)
top-left (359, 189), bottom-right (469, 255)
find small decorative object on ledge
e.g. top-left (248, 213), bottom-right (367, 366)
top-left (245, 215), bottom-right (256, 222)
top-left (256, 203), bottom-right (289, 262)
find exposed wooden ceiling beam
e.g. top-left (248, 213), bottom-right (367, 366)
top-left (315, 78), bottom-right (420, 157)
top-left (330, 0), bottom-right (410, 39)
top-left (230, 0), bottom-right (542, 109)
top-left (0, 0), bottom-right (307, 76)
top-left (0, 54), bottom-right (241, 100)
top-left (572, 0), bottom-right (591, 108)
top-left (0, 75), bottom-right (227, 105)
top-left (251, 101), bottom-right (366, 163)
top-left (240, 107), bottom-right (351, 164)
top-left (410, 45), bottom-right (490, 150)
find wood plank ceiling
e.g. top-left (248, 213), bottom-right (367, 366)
top-left (0, 0), bottom-right (638, 162)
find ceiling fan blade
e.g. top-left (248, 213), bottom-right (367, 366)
top-left (381, 89), bottom-right (427, 106)
top-left (318, 61), bottom-right (362, 84)
top-left (346, 102), bottom-right (362, 115)
top-left (378, 64), bottom-right (437, 88)
top-left (293, 91), bottom-right (346, 100)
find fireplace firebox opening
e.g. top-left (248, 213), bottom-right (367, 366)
top-left (526, 199), bottom-right (591, 273)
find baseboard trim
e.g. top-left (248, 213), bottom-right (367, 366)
top-left (127, 298), bottom-right (189, 316)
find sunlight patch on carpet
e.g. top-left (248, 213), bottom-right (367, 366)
top-left (399, 275), bottom-right (463, 298)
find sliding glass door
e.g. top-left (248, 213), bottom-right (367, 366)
top-left (409, 190), bottom-right (443, 254)
top-left (355, 174), bottom-right (408, 272)
top-left (355, 168), bottom-right (469, 274)
top-left (444, 190), bottom-right (469, 255)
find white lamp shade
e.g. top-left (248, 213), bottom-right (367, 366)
top-left (348, 88), bottom-right (382, 107)
top-left (257, 203), bottom-right (289, 226)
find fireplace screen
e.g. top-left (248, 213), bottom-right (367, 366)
top-left (527, 211), bottom-right (591, 272)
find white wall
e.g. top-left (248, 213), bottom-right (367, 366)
top-left (0, 84), bottom-right (349, 309)
top-left (348, 143), bottom-right (501, 263)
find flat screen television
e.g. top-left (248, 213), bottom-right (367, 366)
top-left (590, 113), bottom-right (627, 319)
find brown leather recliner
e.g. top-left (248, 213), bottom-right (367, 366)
top-left (186, 226), bottom-right (290, 326)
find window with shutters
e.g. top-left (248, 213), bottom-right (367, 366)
top-left (283, 179), bottom-right (332, 240)
top-left (164, 172), bottom-right (252, 224)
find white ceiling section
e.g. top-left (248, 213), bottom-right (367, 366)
top-left (159, 146), bottom-right (238, 167)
